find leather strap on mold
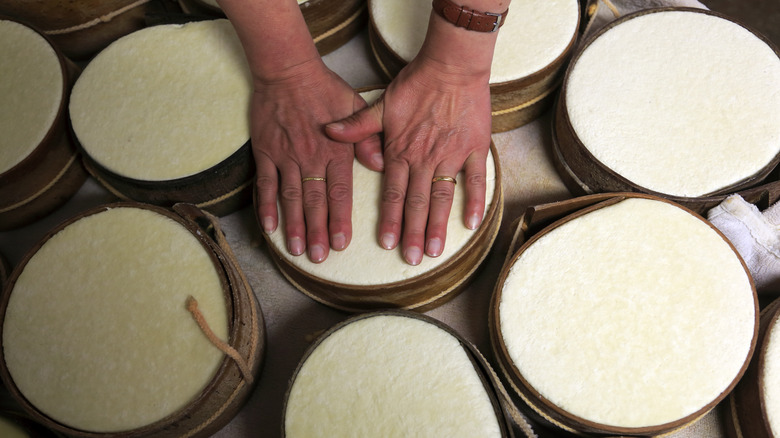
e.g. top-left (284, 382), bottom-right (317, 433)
top-left (186, 295), bottom-right (254, 385)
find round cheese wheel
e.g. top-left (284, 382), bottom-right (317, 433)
top-left (0, 19), bottom-right (63, 175)
top-left (562, 9), bottom-right (780, 198)
top-left (495, 195), bottom-right (756, 434)
top-left (369, 0), bottom-right (579, 85)
top-left (2, 206), bottom-right (229, 433)
top-left (69, 19), bottom-right (252, 182)
top-left (284, 312), bottom-right (506, 437)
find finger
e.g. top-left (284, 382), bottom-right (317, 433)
top-left (326, 156), bottom-right (353, 252)
top-left (278, 164), bottom-right (306, 257)
top-left (255, 153), bottom-right (280, 234)
top-left (355, 133), bottom-right (384, 172)
top-left (325, 98), bottom-right (384, 145)
top-left (377, 157), bottom-right (408, 254)
top-left (425, 166), bottom-right (461, 258)
top-left (400, 165), bottom-right (434, 266)
top-left (299, 169), bottom-right (330, 264)
top-left (462, 151), bottom-right (488, 230)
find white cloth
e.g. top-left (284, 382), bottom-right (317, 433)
top-left (708, 194), bottom-right (780, 293)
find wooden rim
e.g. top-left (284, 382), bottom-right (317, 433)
top-left (80, 142), bottom-right (254, 217)
top-left (729, 298), bottom-right (780, 438)
top-left (261, 143), bottom-right (503, 312)
top-left (490, 192), bottom-right (759, 435)
top-left (281, 310), bottom-right (512, 437)
top-left (0, 202), bottom-right (264, 437)
top-left (366, 0), bottom-right (580, 132)
top-left (554, 7), bottom-right (780, 208)
top-left (0, 16), bottom-right (88, 230)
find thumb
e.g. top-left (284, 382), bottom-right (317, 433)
top-left (325, 98), bottom-right (384, 144)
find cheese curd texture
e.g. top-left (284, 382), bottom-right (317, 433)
top-left (285, 314), bottom-right (502, 437)
top-left (499, 198), bottom-right (755, 428)
top-left (0, 20), bottom-right (63, 174)
top-left (3, 207), bottom-right (229, 432)
top-left (565, 10), bottom-right (780, 197)
top-left (69, 20), bottom-right (251, 181)
top-left (370, 0), bottom-right (579, 83)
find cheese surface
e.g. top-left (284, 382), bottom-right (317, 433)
top-left (565, 10), bottom-right (780, 197)
top-left (0, 20), bottom-right (63, 175)
top-left (763, 310), bottom-right (780, 435)
top-left (499, 198), bottom-right (755, 428)
top-left (285, 314), bottom-right (502, 437)
top-left (370, 0), bottom-right (579, 83)
top-left (3, 207), bottom-right (229, 432)
top-left (69, 20), bottom-right (251, 181)
top-left (267, 150), bottom-right (497, 285)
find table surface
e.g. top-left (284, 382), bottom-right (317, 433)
top-left (2, 1), bottom-right (777, 434)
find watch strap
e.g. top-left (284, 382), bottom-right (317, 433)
top-left (431, 0), bottom-right (509, 33)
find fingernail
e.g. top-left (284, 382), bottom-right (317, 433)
top-left (372, 153), bottom-right (384, 169)
top-left (328, 122), bottom-right (344, 132)
top-left (332, 233), bottom-right (347, 251)
top-left (380, 233), bottom-right (396, 250)
top-left (426, 238), bottom-right (442, 257)
top-left (262, 217), bottom-right (275, 234)
top-left (404, 246), bottom-right (423, 266)
top-left (288, 237), bottom-right (304, 256)
top-left (309, 244), bottom-right (326, 263)
top-left (467, 214), bottom-right (481, 230)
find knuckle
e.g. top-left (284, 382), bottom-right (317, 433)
top-left (382, 186), bottom-right (406, 205)
top-left (430, 186), bottom-right (454, 203)
top-left (405, 192), bottom-right (429, 211)
top-left (467, 172), bottom-right (487, 186)
top-left (303, 189), bottom-right (327, 209)
top-left (327, 181), bottom-right (351, 203)
top-left (280, 186), bottom-right (302, 203)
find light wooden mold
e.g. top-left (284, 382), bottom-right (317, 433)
top-left (260, 138), bottom-right (503, 313)
top-left (0, 17), bottom-right (87, 231)
top-left (490, 192), bottom-right (758, 436)
top-left (0, 0), bottom-right (158, 60)
top-left (68, 19), bottom-right (255, 217)
top-left (367, 0), bottom-right (580, 133)
top-left (283, 311), bottom-right (513, 437)
top-left (180, 0), bottom-right (368, 55)
top-left (726, 297), bottom-right (780, 438)
top-left (552, 8), bottom-right (780, 215)
top-left (0, 202), bottom-right (265, 438)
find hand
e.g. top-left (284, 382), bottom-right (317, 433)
top-left (326, 53), bottom-right (492, 266)
top-left (253, 59), bottom-right (374, 263)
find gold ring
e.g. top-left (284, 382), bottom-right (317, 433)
top-left (301, 177), bottom-right (326, 183)
top-left (431, 176), bottom-right (456, 185)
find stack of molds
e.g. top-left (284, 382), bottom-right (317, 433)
top-left (727, 297), bottom-right (780, 438)
top-left (284, 312), bottom-right (512, 437)
top-left (367, 0), bottom-right (580, 132)
top-left (0, 1), bottom-right (154, 60)
top-left (554, 8), bottom-right (780, 214)
top-left (0, 18), bottom-right (87, 230)
top-left (491, 193), bottom-right (758, 435)
top-left (185, 0), bottom-right (367, 55)
top-left (69, 19), bottom-right (254, 216)
top-left (263, 88), bottom-right (503, 311)
top-left (0, 203), bottom-right (264, 437)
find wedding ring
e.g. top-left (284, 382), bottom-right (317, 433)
top-left (431, 176), bottom-right (457, 185)
top-left (301, 177), bottom-right (326, 183)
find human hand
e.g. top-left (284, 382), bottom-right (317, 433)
top-left (253, 59), bottom-right (375, 263)
top-left (326, 54), bottom-right (492, 266)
